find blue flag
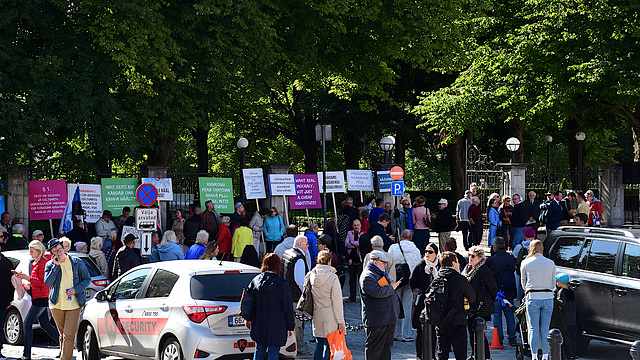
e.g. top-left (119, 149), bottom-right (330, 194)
top-left (59, 187), bottom-right (81, 233)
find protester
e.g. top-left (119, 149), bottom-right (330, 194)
top-left (44, 239), bottom-right (91, 360)
top-left (388, 230), bottom-right (421, 342)
top-left (201, 200), bottom-right (221, 242)
top-left (337, 197), bottom-right (356, 241)
top-left (510, 194), bottom-right (527, 250)
top-left (487, 198), bottom-right (502, 249)
top-left (263, 207), bottom-right (285, 253)
top-left (74, 241), bottom-right (88, 254)
top-left (556, 273), bottom-right (578, 360)
top-left (412, 196), bottom-right (431, 256)
top-left (274, 225), bottom-right (298, 259)
top-left (89, 237), bottom-right (109, 276)
top-left (200, 241), bottom-right (219, 260)
top-left (485, 237), bottom-right (517, 347)
top-left (148, 231), bottom-right (160, 263)
top-left (363, 213), bottom-right (394, 255)
top-left (514, 227), bottom-right (535, 302)
top-left (444, 237), bottom-right (467, 269)
top-left (113, 206), bottom-right (131, 228)
top-left (232, 216), bottom-right (254, 261)
top-left (360, 249), bottom-right (400, 360)
top-left (183, 205), bottom-right (203, 247)
top-left (368, 198), bottom-right (385, 225)
top-left (185, 230), bottom-right (209, 260)
top-left (586, 190), bottom-right (602, 227)
top-left (282, 235), bottom-right (312, 355)
top-left (456, 190), bottom-right (473, 250)
top-left (433, 251), bottom-right (476, 360)
top-left (309, 250), bottom-right (346, 360)
top-left (525, 191), bottom-right (541, 231)
top-left (241, 245), bottom-right (262, 268)
top-left (409, 241), bottom-right (439, 359)
top-left (344, 219), bottom-right (364, 303)
top-left (230, 202), bottom-right (245, 234)
top-left (217, 216), bottom-right (232, 261)
top-left (316, 234), bottom-right (345, 287)
top-left (576, 192), bottom-right (589, 217)
top-left (322, 219), bottom-right (347, 266)
top-left (172, 209), bottom-right (187, 246)
top-left (0, 240), bottom-right (13, 359)
top-left (462, 245), bottom-right (498, 360)
top-left (250, 208), bottom-right (270, 258)
top-left (545, 191), bottom-right (563, 234)
top-left (398, 198), bottom-right (413, 232)
top-left (520, 239), bottom-right (556, 360)
top-left (468, 196), bottom-right (483, 247)
top-left (574, 213), bottom-right (588, 226)
top-left (244, 253), bottom-right (294, 360)
top-left (432, 199), bottom-right (453, 253)
top-left (359, 210), bottom-right (370, 233)
top-left (499, 196), bottom-right (513, 245)
top-left (113, 234), bottom-right (141, 277)
top-left (305, 223), bottom-right (320, 264)
top-left (158, 230), bottom-right (185, 261)
top-left (6, 223), bottom-right (28, 250)
top-left (0, 212), bottom-right (12, 234)
top-left (95, 210), bottom-right (116, 239)
top-left (64, 219), bottom-right (90, 245)
top-left (362, 236), bottom-right (396, 282)
top-left (13, 241), bottom-right (60, 359)
top-left (61, 237), bottom-right (71, 253)
top-left (32, 230), bottom-right (45, 243)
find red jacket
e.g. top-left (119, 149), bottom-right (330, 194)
top-left (217, 223), bottom-right (232, 255)
top-left (29, 257), bottom-right (51, 300)
top-left (589, 199), bottom-right (603, 225)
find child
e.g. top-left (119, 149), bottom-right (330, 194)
top-left (556, 273), bottom-right (578, 360)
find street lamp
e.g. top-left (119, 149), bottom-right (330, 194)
top-left (237, 137), bottom-right (248, 202)
top-left (380, 136), bottom-right (396, 164)
top-left (575, 132), bottom-right (586, 190)
top-left (545, 135), bottom-right (553, 190)
top-left (505, 137), bottom-right (520, 163)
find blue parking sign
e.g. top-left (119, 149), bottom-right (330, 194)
top-left (391, 180), bottom-right (404, 196)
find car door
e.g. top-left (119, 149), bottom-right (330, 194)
top-left (612, 242), bottom-right (640, 341)
top-left (132, 269), bottom-right (180, 357)
top-left (98, 268), bottom-right (151, 355)
top-left (573, 238), bottom-right (618, 335)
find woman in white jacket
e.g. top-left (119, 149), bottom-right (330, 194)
top-left (310, 250), bottom-right (346, 360)
top-left (388, 229), bottom-right (422, 342)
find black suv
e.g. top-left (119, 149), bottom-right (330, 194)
top-left (545, 226), bottom-right (640, 350)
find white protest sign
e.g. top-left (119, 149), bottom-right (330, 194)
top-left (243, 168), bottom-right (267, 199)
top-left (141, 178), bottom-right (173, 201)
top-left (346, 170), bottom-right (374, 191)
top-left (316, 171), bottom-right (346, 193)
top-left (67, 184), bottom-right (103, 223)
top-left (121, 225), bottom-right (142, 249)
top-left (268, 174), bottom-right (297, 196)
top-left (135, 208), bottom-right (158, 231)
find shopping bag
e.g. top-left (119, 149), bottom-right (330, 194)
top-left (326, 329), bottom-right (353, 360)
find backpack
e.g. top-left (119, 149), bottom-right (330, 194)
top-left (423, 275), bottom-right (455, 327)
top-left (495, 255), bottom-right (516, 293)
top-left (539, 201), bottom-right (549, 224)
top-left (515, 246), bottom-right (529, 276)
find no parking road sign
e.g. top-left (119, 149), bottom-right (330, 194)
top-left (136, 183), bottom-right (158, 207)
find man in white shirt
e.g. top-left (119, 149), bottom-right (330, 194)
top-left (95, 210), bottom-right (116, 238)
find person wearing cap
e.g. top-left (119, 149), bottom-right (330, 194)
top-left (432, 198), bottom-right (453, 253)
top-left (230, 202), bottom-right (245, 235)
top-left (74, 241), bottom-right (88, 254)
top-left (456, 190), bottom-right (473, 251)
top-left (95, 210), bottom-right (116, 238)
top-left (112, 234), bottom-right (141, 277)
top-left (44, 238), bottom-right (91, 360)
top-left (362, 236), bottom-right (396, 282)
top-left (360, 249), bottom-right (401, 360)
top-left (32, 229), bottom-right (45, 242)
top-left (555, 273), bottom-right (578, 360)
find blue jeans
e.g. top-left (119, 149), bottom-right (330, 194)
top-left (24, 305), bottom-right (60, 357)
top-left (510, 227), bottom-right (524, 250)
top-left (314, 337), bottom-right (330, 360)
top-left (253, 343), bottom-right (280, 360)
top-left (492, 300), bottom-right (516, 344)
top-left (525, 298), bottom-right (554, 356)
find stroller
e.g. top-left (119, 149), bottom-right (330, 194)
top-left (514, 301), bottom-right (531, 360)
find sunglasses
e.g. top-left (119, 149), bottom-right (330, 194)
top-left (469, 253), bottom-right (477, 258)
top-left (426, 250), bottom-right (435, 255)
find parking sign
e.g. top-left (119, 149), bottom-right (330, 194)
top-left (391, 180), bottom-right (404, 196)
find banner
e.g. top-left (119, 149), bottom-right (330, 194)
top-left (101, 178), bottom-right (139, 216)
top-left (268, 174), bottom-right (297, 196)
top-left (376, 171), bottom-right (393, 192)
top-left (141, 178), bottom-right (173, 201)
top-left (316, 171), bottom-right (346, 193)
top-left (67, 184), bottom-right (102, 223)
top-left (242, 168), bottom-right (267, 199)
top-left (198, 177), bottom-right (234, 213)
top-left (346, 170), bottom-right (374, 191)
top-left (29, 180), bottom-right (67, 220)
top-left (289, 174), bottom-right (322, 210)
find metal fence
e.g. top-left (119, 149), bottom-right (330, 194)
top-left (525, 168), bottom-right (601, 192)
top-left (625, 184), bottom-right (640, 225)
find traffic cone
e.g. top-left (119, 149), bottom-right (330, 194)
top-left (489, 326), bottom-right (504, 350)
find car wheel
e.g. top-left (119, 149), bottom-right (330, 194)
top-left (161, 337), bottom-right (183, 360)
top-left (4, 308), bottom-right (24, 345)
top-left (82, 325), bottom-right (101, 360)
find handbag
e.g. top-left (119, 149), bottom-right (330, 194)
top-left (296, 273), bottom-right (314, 316)
top-left (239, 287), bottom-right (253, 319)
top-left (394, 243), bottom-right (411, 288)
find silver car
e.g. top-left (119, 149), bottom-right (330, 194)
top-left (3, 249), bottom-right (109, 345)
top-left (77, 260), bottom-right (296, 360)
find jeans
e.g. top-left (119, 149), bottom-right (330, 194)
top-left (413, 229), bottom-right (430, 256)
top-left (510, 227), bottom-right (525, 250)
top-left (24, 305), bottom-right (60, 357)
top-left (492, 300), bottom-right (516, 344)
top-left (394, 286), bottom-right (414, 340)
top-left (314, 337), bottom-right (330, 360)
top-left (253, 342), bottom-right (280, 360)
top-left (525, 298), bottom-right (554, 356)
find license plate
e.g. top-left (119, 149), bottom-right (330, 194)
top-left (228, 315), bottom-right (245, 327)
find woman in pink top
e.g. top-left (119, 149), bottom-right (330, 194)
top-left (412, 196), bottom-right (431, 256)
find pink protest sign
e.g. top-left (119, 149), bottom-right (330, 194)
top-left (29, 180), bottom-right (68, 220)
top-left (289, 174), bottom-right (322, 210)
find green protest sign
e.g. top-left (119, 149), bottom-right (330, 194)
top-left (198, 177), bottom-right (234, 213)
top-left (101, 178), bottom-right (139, 215)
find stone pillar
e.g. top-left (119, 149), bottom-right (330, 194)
top-left (498, 163), bottom-right (528, 198)
top-left (598, 164), bottom-right (624, 227)
top-left (6, 166), bottom-right (31, 234)
top-left (142, 165), bottom-right (171, 231)
top-left (262, 165), bottom-right (291, 226)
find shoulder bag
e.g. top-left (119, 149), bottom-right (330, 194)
top-left (296, 272), bottom-right (314, 317)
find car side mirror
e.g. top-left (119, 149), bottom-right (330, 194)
top-left (95, 290), bottom-right (108, 302)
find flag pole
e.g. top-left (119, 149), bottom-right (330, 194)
top-left (49, 219), bottom-right (54, 239)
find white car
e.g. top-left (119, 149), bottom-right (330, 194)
top-left (76, 260), bottom-right (296, 360)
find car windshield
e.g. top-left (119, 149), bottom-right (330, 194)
top-left (191, 273), bottom-right (257, 301)
top-left (78, 256), bottom-right (102, 278)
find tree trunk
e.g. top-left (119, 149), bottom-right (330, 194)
top-left (633, 126), bottom-right (640, 162)
top-left (447, 134), bottom-right (466, 200)
top-left (193, 125), bottom-right (209, 174)
top-left (511, 119), bottom-right (525, 163)
top-left (147, 136), bottom-right (175, 166)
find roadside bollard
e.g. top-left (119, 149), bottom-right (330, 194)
top-left (421, 318), bottom-right (434, 360)
top-left (630, 340), bottom-right (640, 360)
top-left (547, 329), bottom-right (563, 360)
top-left (474, 318), bottom-right (486, 360)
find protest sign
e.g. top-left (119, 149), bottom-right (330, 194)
top-left (29, 180), bottom-right (67, 220)
top-left (198, 177), bottom-right (234, 213)
top-left (289, 174), bottom-right (322, 210)
top-left (101, 178), bottom-right (139, 216)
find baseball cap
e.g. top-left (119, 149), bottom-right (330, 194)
top-left (465, 190), bottom-right (472, 195)
top-left (556, 273), bottom-right (570, 284)
top-left (234, 202), bottom-right (244, 209)
top-left (369, 249), bottom-right (389, 263)
top-left (32, 229), bottom-right (44, 237)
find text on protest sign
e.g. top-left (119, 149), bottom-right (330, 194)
top-left (289, 174), bottom-right (322, 210)
top-left (316, 171), bottom-right (346, 193)
top-left (199, 177), bottom-right (234, 213)
top-left (377, 171), bottom-right (393, 192)
top-left (268, 174), bottom-right (297, 196)
top-left (29, 180), bottom-right (67, 220)
top-left (141, 178), bottom-right (173, 201)
top-left (101, 178), bottom-right (139, 216)
top-left (243, 168), bottom-right (267, 199)
top-left (346, 170), bottom-right (374, 191)
top-left (67, 184), bottom-right (102, 223)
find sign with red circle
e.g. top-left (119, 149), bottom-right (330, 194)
top-left (136, 183), bottom-right (158, 206)
top-left (389, 166), bottom-right (404, 181)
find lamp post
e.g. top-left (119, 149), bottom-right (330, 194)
top-left (237, 137), bottom-right (248, 202)
top-left (545, 135), bottom-right (553, 190)
top-left (505, 137), bottom-right (521, 163)
top-left (575, 132), bottom-right (586, 190)
top-left (380, 136), bottom-right (396, 165)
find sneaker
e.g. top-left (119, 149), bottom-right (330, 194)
top-left (344, 298), bottom-right (356, 303)
top-left (297, 348), bottom-right (312, 356)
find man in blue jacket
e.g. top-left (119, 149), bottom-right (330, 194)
top-left (545, 191), bottom-right (563, 234)
top-left (360, 250), bottom-right (400, 360)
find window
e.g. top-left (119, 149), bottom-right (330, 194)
top-left (549, 237), bottom-right (586, 268)
top-left (584, 240), bottom-right (619, 274)
top-left (79, 257), bottom-right (102, 277)
top-left (191, 273), bottom-right (257, 301)
top-left (622, 243), bottom-right (640, 279)
top-left (110, 268), bottom-right (151, 300)
top-left (145, 270), bottom-right (180, 298)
